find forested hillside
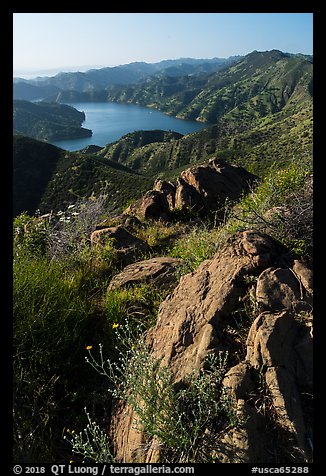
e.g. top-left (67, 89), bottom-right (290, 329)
top-left (13, 100), bottom-right (92, 141)
top-left (13, 135), bottom-right (153, 216)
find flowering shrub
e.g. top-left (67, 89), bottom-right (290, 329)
top-left (82, 325), bottom-right (238, 463)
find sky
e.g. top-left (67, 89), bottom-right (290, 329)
top-left (13, 13), bottom-right (313, 78)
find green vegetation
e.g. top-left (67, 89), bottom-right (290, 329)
top-left (83, 332), bottom-right (237, 463)
top-left (12, 50), bottom-right (313, 464)
top-left (13, 196), bottom-right (169, 463)
top-left (97, 51), bottom-right (312, 177)
top-left (13, 100), bottom-right (92, 141)
top-left (96, 99), bottom-right (312, 178)
top-left (13, 51), bottom-right (313, 217)
top-left (170, 157), bottom-right (313, 274)
top-left (64, 409), bottom-right (114, 463)
top-left (14, 57), bottom-right (241, 101)
top-left (106, 50), bottom-right (312, 123)
top-left (13, 154), bottom-right (312, 463)
top-left (13, 135), bottom-right (153, 216)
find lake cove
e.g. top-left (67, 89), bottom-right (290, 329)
top-left (50, 102), bottom-right (209, 151)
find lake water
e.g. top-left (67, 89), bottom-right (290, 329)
top-left (51, 102), bottom-right (209, 151)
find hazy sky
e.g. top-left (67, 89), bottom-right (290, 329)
top-left (13, 13), bottom-right (313, 78)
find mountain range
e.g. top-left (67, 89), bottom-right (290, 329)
top-left (13, 135), bottom-right (153, 216)
top-left (96, 50), bottom-right (313, 176)
top-left (13, 50), bottom-right (313, 216)
top-left (13, 56), bottom-right (241, 101)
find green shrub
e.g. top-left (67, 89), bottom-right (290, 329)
top-left (13, 212), bottom-right (49, 258)
top-left (64, 409), bottom-right (114, 463)
top-left (224, 159), bottom-right (313, 242)
top-left (105, 283), bottom-right (169, 338)
top-left (85, 327), bottom-right (238, 463)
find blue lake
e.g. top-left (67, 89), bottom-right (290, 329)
top-left (51, 102), bottom-right (209, 151)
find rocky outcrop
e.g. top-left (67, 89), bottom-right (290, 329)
top-left (124, 157), bottom-right (258, 221)
top-left (110, 230), bottom-right (313, 463)
top-left (108, 257), bottom-right (182, 292)
top-left (95, 214), bottom-right (142, 230)
top-left (256, 266), bottom-right (313, 313)
top-left (124, 190), bottom-right (170, 221)
top-left (174, 177), bottom-right (205, 213)
top-left (145, 231), bottom-right (282, 387)
top-left (221, 308), bottom-right (313, 462)
top-left (153, 179), bottom-right (176, 209)
top-left (180, 157), bottom-right (257, 211)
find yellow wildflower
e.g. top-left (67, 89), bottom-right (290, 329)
top-left (112, 323), bottom-right (119, 329)
top-left (86, 345), bottom-right (93, 350)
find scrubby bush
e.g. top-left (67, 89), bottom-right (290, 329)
top-left (46, 194), bottom-right (108, 263)
top-left (83, 327), bottom-right (238, 463)
top-left (169, 224), bottom-right (223, 274)
top-left (225, 158), bottom-right (313, 259)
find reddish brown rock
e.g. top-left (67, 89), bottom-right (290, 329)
top-left (111, 231), bottom-right (281, 462)
top-left (246, 310), bottom-right (313, 456)
top-left (153, 179), bottom-right (176, 209)
top-left (110, 230), bottom-right (313, 463)
top-left (256, 267), bottom-right (312, 313)
top-left (174, 177), bottom-right (205, 213)
top-left (124, 190), bottom-right (170, 221)
top-left (146, 232), bottom-right (280, 387)
top-left (180, 157), bottom-right (257, 211)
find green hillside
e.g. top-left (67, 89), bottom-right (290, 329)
top-left (13, 100), bottom-right (93, 141)
top-left (13, 50), bottom-right (313, 217)
top-left (105, 50), bottom-right (312, 123)
top-left (97, 50), bottom-right (312, 177)
top-left (13, 135), bottom-right (153, 216)
top-left (13, 49), bottom-right (313, 465)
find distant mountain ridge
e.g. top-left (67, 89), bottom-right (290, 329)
top-left (13, 50), bottom-right (313, 216)
top-left (13, 56), bottom-right (242, 100)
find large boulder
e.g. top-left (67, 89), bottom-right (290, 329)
top-left (124, 190), bottom-right (170, 221)
top-left (180, 157), bottom-right (257, 211)
top-left (256, 266), bottom-right (313, 313)
top-left (153, 179), bottom-right (176, 209)
top-left (246, 310), bottom-right (313, 457)
top-left (108, 257), bottom-right (182, 292)
top-left (145, 231), bottom-right (282, 387)
top-left (221, 306), bottom-right (313, 462)
top-left (110, 231), bottom-right (313, 463)
top-left (123, 158), bottom-right (257, 222)
top-left (111, 231), bottom-right (284, 462)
